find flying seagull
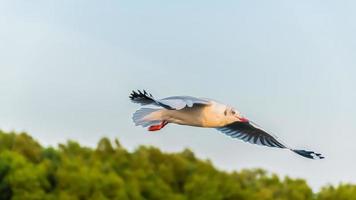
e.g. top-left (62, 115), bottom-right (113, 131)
top-left (129, 90), bottom-right (324, 159)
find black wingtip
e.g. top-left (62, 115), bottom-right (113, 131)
top-left (129, 90), bottom-right (137, 100)
top-left (129, 90), bottom-right (154, 105)
top-left (129, 90), bottom-right (153, 99)
top-left (291, 149), bottom-right (325, 160)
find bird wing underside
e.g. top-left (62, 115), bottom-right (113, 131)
top-left (217, 121), bottom-right (286, 148)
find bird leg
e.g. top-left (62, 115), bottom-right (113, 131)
top-left (148, 121), bottom-right (168, 131)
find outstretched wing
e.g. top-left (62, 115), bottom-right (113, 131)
top-left (130, 90), bottom-right (210, 110)
top-left (216, 121), bottom-right (324, 159)
top-left (217, 121), bottom-right (286, 148)
top-left (156, 96), bottom-right (210, 110)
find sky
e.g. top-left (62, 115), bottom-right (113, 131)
top-left (1, 0), bottom-right (356, 190)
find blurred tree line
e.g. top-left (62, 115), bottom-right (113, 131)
top-left (0, 130), bottom-right (354, 200)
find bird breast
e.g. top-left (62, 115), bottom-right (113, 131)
top-left (163, 102), bottom-right (227, 128)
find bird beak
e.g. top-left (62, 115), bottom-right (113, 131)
top-left (237, 116), bottom-right (249, 123)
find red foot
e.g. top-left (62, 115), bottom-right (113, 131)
top-left (148, 121), bottom-right (168, 131)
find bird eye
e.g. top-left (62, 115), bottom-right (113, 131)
top-left (224, 109), bottom-right (228, 116)
top-left (231, 110), bottom-right (236, 115)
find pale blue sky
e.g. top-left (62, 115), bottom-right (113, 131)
top-left (1, 0), bottom-right (356, 190)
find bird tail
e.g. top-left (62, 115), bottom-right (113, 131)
top-left (129, 90), bottom-right (155, 105)
top-left (290, 149), bottom-right (325, 159)
top-left (132, 108), bottom-right (161, 127)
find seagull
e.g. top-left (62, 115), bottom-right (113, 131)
top-left (130, 90), bottom-right (324, 159)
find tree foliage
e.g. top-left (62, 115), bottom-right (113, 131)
top-left (0, 130), bottom-right (354, 200)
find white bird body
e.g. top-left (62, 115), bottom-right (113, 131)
top-left (143, 100), bottom-right (235, 128)
top-left (130, 90), bottom-right (324, 160)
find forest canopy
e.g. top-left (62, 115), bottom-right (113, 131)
top-left (0, 130), bottom-right (354, 200)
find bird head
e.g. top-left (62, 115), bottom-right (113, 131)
top-left (224, 107), bottom-right (249, 123)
